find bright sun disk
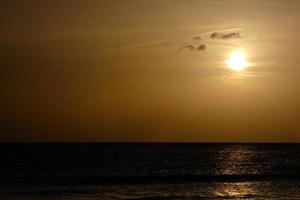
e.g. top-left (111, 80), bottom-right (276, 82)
top-left (227, 52), bottom-right (248, 72)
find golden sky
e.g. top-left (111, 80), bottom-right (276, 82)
top-left (1, 0), bottom-right (300, 142)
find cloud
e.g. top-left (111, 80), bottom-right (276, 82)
top-left (179, 45), bottom-right (196, 51)
top-left (178, 29), bottom-right (242, 52)
top-left (179, 44), bottom-right (206, 51)
top-left (210, 32), bottom-right (241, 39)
top-left (193, 36), bottom-right (202, 40)
top-left (197, 44), bottom-right (206, 50)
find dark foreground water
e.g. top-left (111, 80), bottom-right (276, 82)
top-left (0, 143), bottom-right (300, 199)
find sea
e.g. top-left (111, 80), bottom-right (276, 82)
top-left (0, 143), bottom-right (300, 199)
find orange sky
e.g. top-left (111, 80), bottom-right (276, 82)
top-left (1, 0), bottom-right (300, 142)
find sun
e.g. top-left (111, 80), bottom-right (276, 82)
top-left (227, 51), bottom-right (248, 72)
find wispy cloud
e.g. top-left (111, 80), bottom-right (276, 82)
top-left (103, 39), bottom-right (174, 52)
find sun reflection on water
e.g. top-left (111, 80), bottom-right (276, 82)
top-left (214, 145), bottom-right (258, 175)
top-left (213, 182), bottom-right (256, 199)
top-left (211, 145), bottom-right (259, 198)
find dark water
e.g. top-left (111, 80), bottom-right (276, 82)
top-left (1, 143), bottom-right (300, 199)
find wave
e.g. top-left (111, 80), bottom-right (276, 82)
top-left (2, 174), bottom-right (300, 186)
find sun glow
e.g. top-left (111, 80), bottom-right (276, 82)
top-left (227, 52), bottom-right (248, 72)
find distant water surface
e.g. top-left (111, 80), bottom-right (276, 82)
top-left (0, 143), bottom-right (300, 199)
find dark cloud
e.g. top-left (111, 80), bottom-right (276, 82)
top-left (197, 44), bottom-right (206, 50)
top-left (179, 44), bottom-right (206, 51)
top-left (179, 45), bottom-right (196, 51)
top-left (179, 30), bottom-right (241, 51)
top-left (210, 32), bottom-right (241, 39)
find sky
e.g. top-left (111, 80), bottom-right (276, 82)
top-left (1, 0), bottom-right (300, 142)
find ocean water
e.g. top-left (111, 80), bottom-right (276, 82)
top-left (0, 143), bottom-right (300, 199)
